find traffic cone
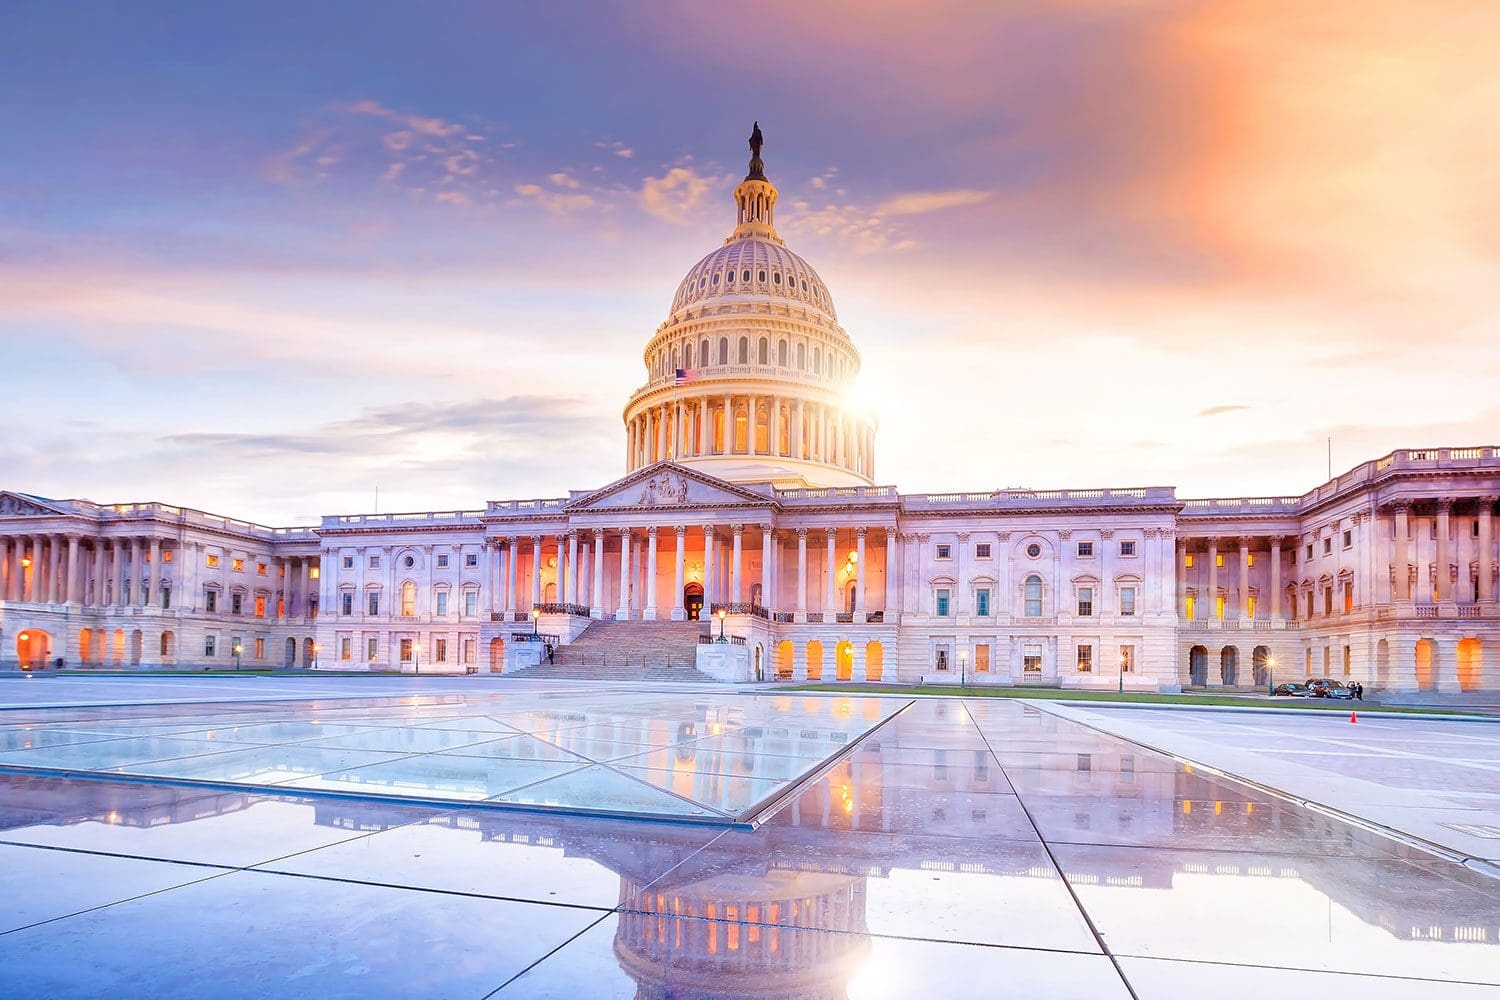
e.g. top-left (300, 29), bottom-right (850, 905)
top-left (1349, 711), bottom-right (1358, 724)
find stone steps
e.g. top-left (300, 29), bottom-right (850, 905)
top-left (508, 618), bottom-right (711, 682)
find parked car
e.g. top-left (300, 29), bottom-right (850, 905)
top-left (1272, 682), bottom-right (1310, 697)
top-left (1305, 678), bottom-right (1356, 699)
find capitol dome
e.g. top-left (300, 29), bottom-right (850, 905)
top-left (623, 123), bottom-right (875, 489)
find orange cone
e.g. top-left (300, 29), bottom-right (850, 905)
top-left (1349, 711), bottom-right (1358, 724)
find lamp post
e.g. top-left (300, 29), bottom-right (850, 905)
top-left (716, 606), bottom-right (727, 643)
top-left (959, 649), bottom-right (968, 690)
top-left (531, 606), bottom-right (540, 637)
top-left (1118, 651), bottom-right (1126, 694)
top-left (310, 642), bottom-right (319, 671)
top-left (233, 642), bottom-right (242, 672)
top-left (414, 641), bottom-right (421, 675)
top-left (1267, 655), bottom-right (1277, 696)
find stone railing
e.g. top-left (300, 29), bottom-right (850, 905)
top-left (712, 602), bottom-right (770, 620)
top-left (535, 602), bottom-right (590, 617)
top-left (1458, 605), bottom-right (1483, 618)
top-left (778, 485), bottom-right (899, 503)
top-left (903, 487), bottom-right (1175, 511)
top-left (484, 498), bottom-right (568, 514)
top-left (698, 633), bottom-right (747, 646)
top-left (805, 612), bottom-right (824, 623)
top-left (323, 510), bottom-right (483, 529)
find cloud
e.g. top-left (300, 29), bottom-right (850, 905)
top-left (595, 140), bottom-right (634, 159)
top-left (637, 165), bottom-right (721, 224)
top-left (338, 99), bottom-right (465, 138)
top-left (1198, 404), bottom-right (1250, 417)
top-left (875, 189), bottom-right (991, 216)
top-left (512, 183), bottom-right (596, 214)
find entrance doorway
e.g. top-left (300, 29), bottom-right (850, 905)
top-left (684, 583), bottom-right (704, 621)
top-left (16, 629), bottom-right (51, 670)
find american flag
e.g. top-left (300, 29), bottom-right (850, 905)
top-left (675, 367), bottom-right (702, 386)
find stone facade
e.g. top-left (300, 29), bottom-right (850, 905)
top-left (1, 132), bottom-right (1495, 690)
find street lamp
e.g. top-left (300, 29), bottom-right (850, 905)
top-left (233, 642), bottom-right (243, 672)
top-left (959, 649), bottom-right (968, 690)
top-left (531, 606), bottom-right (540, 637)
top-left (1267, 655), bottom-right (1277, 696)
top-left (716, 606), bottom-right (727, 642)
top-left (413, 641), bottom-right (421, 675)
top-left (1118, 651), bottom-right (1127, 694)
top-left (310, 642), bottom-right (319, 671)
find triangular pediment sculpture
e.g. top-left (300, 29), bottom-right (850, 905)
top-left (567, 462), bottom-right (774, 512)
top-left (0, 492), bottom-right (66, 518)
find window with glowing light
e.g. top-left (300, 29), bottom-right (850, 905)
top-left (1077, 644), bottom-right (1093, 672)
top-left (207, 553), bottom-right (220, 568)
top-left (399, 638), bottom-right (413, 662)
top-left (367, 637), bottom-right (378, 661)
top-left (1023, 644), bottom-right (1042, 673)
top-left (400, 582), bottom-right (416, 617)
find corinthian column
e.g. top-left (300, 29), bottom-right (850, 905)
top-left (854, 527), bottom-right (867, 615)
top-left (65, 535), bottom-right (80, 605)
top-left (824, 527), bottom-right (838, 614)
top-left (591, 529), bottom-right (605, 618)
top-left (644, 526), bottom-right (659, 620)
top-left (671, 526), bottom-right (687, 620)
top-left (616, 528), bottom-right (632, 620)
top-left (795, 528), bottom-right (808, 621)
top-left (731, 524), bottom-right (744, 604)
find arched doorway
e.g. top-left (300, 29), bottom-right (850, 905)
top-left (835, 641), bottom-right (854, 681)
top-left (79, 628), bottom-right (94, 665)
top-left (129, 629), bottom-right (143, 666)
top-left (16, 629), bottom-right (50, 670)
top-left (775, 640), bottom-right (793, 680)
top-left (303, 638), bottom-right (315, 669)
top-left (1188, 645), bottom-right (1208, 686)
top-left (1414, 638), bottom-right (1436, 691)
top-left (844, 582), bottom-right (856, 615)
top-left (1375, 638), bottom-right (1391, 688)
top-left (1457, 638), bottom-right (1482, 692)
top-left (865, 641), bottom-right (884, 682)
top-left (1220, 646), bottom-right (1239, 686)
top-left (159, 631), bottom-right (175, 664)
top-left (489, 637), bottom-right (505, 673)
top-left (684, 582), bottom-right (704, 621)
top-left (1252, 646), bottom-right (1271, 687)
top-left (285, 637), bottom-right (297, 668)
top-left (111, 629), bottom-right (125, 665)
top-left (806, 640), bottom-right (824, 682)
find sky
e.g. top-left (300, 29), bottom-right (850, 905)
top-left (2, 1), bottom-right (1497, 526)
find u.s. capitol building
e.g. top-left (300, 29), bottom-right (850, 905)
top-left (2, 129), bottom-right (1496, 692)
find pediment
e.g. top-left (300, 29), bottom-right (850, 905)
top-left (0, 492), bottom-right (66, 518)
top-left (567, 463), bottom-right (774, 512)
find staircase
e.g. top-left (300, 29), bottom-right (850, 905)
top-left (507, 619), bottom-right (711, 682)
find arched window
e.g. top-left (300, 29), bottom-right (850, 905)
top-left (777, 339), bottom-right (788, 367)
top-left (671, 346), bottom-right (679, 370)
top-left (742, 269), bottom-right (750, 281)
top-left (1024, 575), bottom-right (1043, 617)
top-left (813, 347), bottom-right (822, 374)
top-left (400, 581), bottom-right (416, 617)
top-left (701, 338), bottom-right (710, 366)
top-left (684, 342), bottom-right (693, 368)
top-left (796, 342), bottom-right (806, 369)
top-left (738, 336), bottom-right (749, 364)
top-left (718, 338), bottom-right (729, 365)
top-left (758, 338), bottom-right (768, 365)
top-left (758, 269), bottom-right (767, 282)
top-left (727, 269), bottom-right (736, 283)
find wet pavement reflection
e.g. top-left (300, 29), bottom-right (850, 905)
top-left (0, 693), bottom-right (1496, 997)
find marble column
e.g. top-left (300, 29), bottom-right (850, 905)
top-left (731, 524), bottom-right (744, 604)
top-left (1479, 498), bottom-right (1495, 604)
top-left (795, 528), bottom-right (808, 620)
top-left (702, 525), bottom-right (716, 611)
top-left (672, 525), bottom-right (687, 620)
top-left (50, 534), bottom-right (64, 604)
top-left (854, 527), bottom-right (867, 615)
top-left (65, 535), bottom-right (80, 604)
top-left (885, 530), bottom-right (897, 614)
top-left (1435, 501), bottom-right (1453, 603)
top-left (1207, 538), bottom-right (1219, 620)
top-left (824, 528), bottom-right (838, 614)
top-left (760, 525), bottom-right (773, 610)
top-left (1238, 537), bottom-right (1251, 619)
top-left (591, 529), bottom-right (606, 618)
top-left (1270, 538), bottom-right (1282, 618)
top-left (616, 528), bottom-right (632, 620)
top-left (644, 527), bottom-right (659, 620)
top-left (530, 536), bottom-right (543, 609)
top-left (505, 537), bottom-right (519, 616)
top-left (1393, 504), bottom-right (1412, 602)
top-left (300, 558), bottom-right (311, 617)
top-left (90, 538), bottom-right (104, 606)
top-left (566, 532), bottom-right (580, 608)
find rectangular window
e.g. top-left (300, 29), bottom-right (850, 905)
top-left (309, 567), bottom-right (319, 580)
top-left (341, 592), bottom-right (353, 616)
top-left (436, 592), bottom-right (449, 616)
top-left (206, 553), bottom-right (220, 569)
top-left (367, 637), bottom-right (378, 662)
top-left (1215, 553), bottom-right (1224, 568)
top-left (975, 542), bottom-right (991, 559)
top-left (974, 643), bottom-right (990, 673)
top-left (254, 637), bottom-right (265, 659)
top-left (437, 554), bottom-right (449, 568)
top-left (1077, 644), bottom-right (1093, 673)
top-left (162, 550), bottom-right (172, 563)
top-left (1343, 582), bottom-right (1354, 613)
top-left (343, 556), bottom-right (354, 569)
top-left (368, 592), bottom-right (380, 616)
top-left (1323, 538), bottom-right (1332, 555)
top-left (1215, 595), bottom-right (1226, 619)
top-left (1185, 594), bottom-right (1196, 620)
top-left (256, 562), bottom-right (268, 576)
top-left (935, 589), bottom-right (951, 617)
top-left (231, 593), bottom-right (243, 616)
top-left (254, 595), bottom-right (266, 618)
top-left (369, 555), bottom-right (380, 569)
top-left (400, 639), bottom-right (413, 663)
top-left (1247, 595), bottom-right (1257, 618)
top-left (1184, 553), bottom-right (1194, 568)
top-left (435, 638), bottom-right (447, 662)
top-left (1342, 530), bottom-right (1352, 549)
top-left (935, 544), bottom-right (952, 559)
top-left (340, 637), bottom-right (351, 661)
top-left (162, 588), bottom-right (171, 610)
top-left (1247, 553), bottom-right (1256, 567)
top-left (1078, 541), bottom-right (1094, 558)
top-left (1306, 544), bottom-right (1314, 560)
top-left (205, 589), bottom-right (218, 613)
top-left (204, 635), bottom-right (216, 657)
top-left (1119, 540), bottom-right (1136, 557)
top-left (975, 588), bottom-right (990, 617)
top-left (1306, 592), bottom-right (1314, 617)
top-left (1324, 588), bottom-right (1333, 615)
top-left (465, 553), bottom-right (478, 568)
top-left (232, 558), bottom-right (245, 572)
top-left (463, 639), bottom-right (475, 664)
top-left (1120, 586), bottom-right (1136, 617)
top-left (465, 592), bottom-right (477, 617)
top-left (1120, 644), bottom-right (1135, 673)
top-left (1077, 587), bottom-right (1093, 617)
top-left (1023, 643), bottom-right (1042, 673)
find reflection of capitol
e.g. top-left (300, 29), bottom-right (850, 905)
top-left (6, 741), bottom-right (1498, 996)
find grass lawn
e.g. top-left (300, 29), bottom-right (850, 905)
top-left (779, 683), bottom-right (1488, 717)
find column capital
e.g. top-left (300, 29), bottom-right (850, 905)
top-left (646, 525), bottom-right (658, 538)
top-left (823, 526), bottom-right (838, 539)
top-left (759, 522), bottom-right (773, 533)
top-left (916, 532), bottom-right (930, 543)
top-left (731, 523), bottom-right (744, 536)
top-left (1205, 536), bottom-right (1221, 547)
top-left (1387, 499), bottom-right (1414, 513)
top-left (674, 524), bottom-right (687, 537)
top-left (1433, 498), bottom-right (1454, 513)
top-left (592, 527), bottom-right (606, 539)
top-left (1099, 527), bottom-right (1114, 539)
top-left (617, 526), bottom-right (631, 536)
top-left (795, 526), bottom-right (808, 538)
top-left (1237, 535), bottom-right (1252, 548)
top-left (1056, 528), bottom-right (1071, 539)
top-left (531, 534), bottom-right (543, 544)
top-left (950, 529), bottom-right (964, 541)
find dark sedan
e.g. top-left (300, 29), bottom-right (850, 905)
top-left (1272, 682), bottom-right (1310, 697)
top-left (1305, 678), bottom-right (1356, 699)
